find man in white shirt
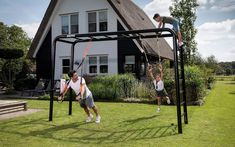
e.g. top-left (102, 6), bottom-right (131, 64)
top-left (59, 70), bottom-right (101, 123)
top-left (148, 64), bottom-right (170, 112)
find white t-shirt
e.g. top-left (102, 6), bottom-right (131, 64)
top-left (67, 77), bottom-right (91, 98)
top-left (153, 80), bottom-right (164, 91)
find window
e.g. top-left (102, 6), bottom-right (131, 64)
top-left (89, 56), bottom-right (97, 73)
top-left (88, 55), bottom-right (108, 74)
top-left (61, 13), bottom-right (79, 34)
top-left (62, 59), bottom-right (70, 74)
top-left (100, 56), bottom-right (108, 73)
top-left (70, 14), bottom-right (79, 34)
top-left (88, 12), bottom-right (97, 32)
top-left (124, 56), bottom-right (135, 73)
top-left (88, 10), bottom-right (107, 32)
top-left (61, 15), bottom-right (69, 34)
top-left (99, 11), bottom-right (107, 31)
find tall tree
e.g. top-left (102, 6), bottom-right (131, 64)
top-left (0, 22), bottom-right (32, 91)
top-left (169, 0), bottom-right (199, 64)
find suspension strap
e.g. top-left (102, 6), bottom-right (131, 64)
top-left (139, 35), bottom-right (150, 66)
top-left (75, 37), bottom-right (93, 72)
top-left (156, 36), bottom-right (161, 64)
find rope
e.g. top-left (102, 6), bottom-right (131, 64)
top-left (75, 37), bottom-right (93, 72)
top-left (139, 35), bottom-right (162, 66)
top-left (139, 35), bottom-right (150, 66)
top-left (156, 36), bottom-right (161, 64)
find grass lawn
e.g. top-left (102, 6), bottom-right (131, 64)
top-left (215, 75), bottom-right (235, 81)
top-left (0, 81), bottom-right (235, 147)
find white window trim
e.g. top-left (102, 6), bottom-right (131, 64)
top-left (87, 9), bottom-right (108, 33)
top-left (60, 57), bottom-right (71, 76)
top-left (60, 12), bottom-right (79, 34)
top-left (87, 55), bottom-right (108, 75)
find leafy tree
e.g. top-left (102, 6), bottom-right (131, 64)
top-left (0, 22), bottom-right (32, 91)
top-left (169, 0), bottom-right (199, 64)
top-left (0, 51), bottom-right (24, 89)
top-left (0, 48), bottom-right (24, 59)
top-left (191, 52), bottom-right (205, 66)
top-left (205, 55), bottom-right (218, 73)
top-left (217, 61), bottom-right (235, 75)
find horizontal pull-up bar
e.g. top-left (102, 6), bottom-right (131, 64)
top-left (57, 33), bottom-right (173, 44)
top-left (54, 28), bottom-right (175, 43)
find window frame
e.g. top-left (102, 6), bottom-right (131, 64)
top-left (87, 10), bottom-right (108, 33)
top-left (88, 12), bottom-right (97, 33)
top-left (61, 13), bottom-right (79, 35)
top-left (87, 55), bottom-right (108, 75)
top-left (124, 55), bottom-right (136, 73)
top-left (61, 58), bottom-right (71, 74)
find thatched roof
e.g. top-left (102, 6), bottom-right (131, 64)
top-left (107, 0), bottom-right (173, 59)
top-left (28, 0), bottom-right (173, 60)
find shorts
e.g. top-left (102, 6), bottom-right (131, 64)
top-left (156, 89), bottom-right (168, 97)
top-left (79, 94), bottom-right (95, 108)
top-left (172, 20), bottom-right (180, 32)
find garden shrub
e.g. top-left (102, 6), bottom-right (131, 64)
top-left (184, 65), bottom-right (206, 102)
top-left (89, 82), bottom-right (116, 100)
top-left (14, 76), bottom-right (37, 90)
top-left (89, 74), bottom-right (155, 101)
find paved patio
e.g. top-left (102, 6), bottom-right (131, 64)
top-left (0, 108), bottom-right (42, 120)
top-left (0, 99), bottom-right (42, 121)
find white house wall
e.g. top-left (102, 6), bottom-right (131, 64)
top-left (51, 0), bottom-right (118, 79)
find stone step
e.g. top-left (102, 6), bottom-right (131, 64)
top-left (0, 107), bottom-right (26, 115)
top-left (0, 101), bottom-right (27, 115)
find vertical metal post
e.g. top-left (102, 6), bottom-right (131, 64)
top-left (179, 47), bottom-right (188, 124)
top-left (173, 35), bottom-right (182, 134)
top-left (49, 39), bottom-right (56, 121)
top-left (69, 43), bottom-right (75, 115)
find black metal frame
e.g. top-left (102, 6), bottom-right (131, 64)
top-left (49, 28), bottom-right (188, 134)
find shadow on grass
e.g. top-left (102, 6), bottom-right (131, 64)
top-left (225, 82), bottom-right (235, 85)
top-left (121, 114), bottom-right (159, 125)
top-left (0, 114), bottom-right (177, 145)
top-left (229, 91), bottom-right (235, 95)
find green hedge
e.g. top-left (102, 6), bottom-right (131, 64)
top-left (89, 74), bottom-right (153, 101)
top-left (152, 65), bottom-right (212, 105)
top-left (38, 66), bottom-right (211, 105)
top-left (184, 66), bottom-right (206, 102)
top-left (14, 76), bottom-right (37, 90)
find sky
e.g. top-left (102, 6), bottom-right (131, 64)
top-left (0, 0), bottom-right (235, 62)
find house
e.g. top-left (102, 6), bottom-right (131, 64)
top-left (28, 0), bottom-right (173, 80)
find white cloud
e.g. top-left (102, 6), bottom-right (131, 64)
top-left (142, 0), bottom-right (235, 61)
top-left (209, 0), bottom-right (215, 4)
top-left (15, 22), bottom-right (40, 38)
top-left (211, 5), bottom-right (235, 12)
top-left (143, 0), bottom-right (172, 16)
top-left (198, 0), bottom-right (235, 12)
top-left (196, 19), bottom-right (235, 43)
top-left (196, 19), bottom-right (235, 61)
top-left (143, 0), bottom-right (172, 26)
top-left (197, 0), bottom-right (207, 5)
